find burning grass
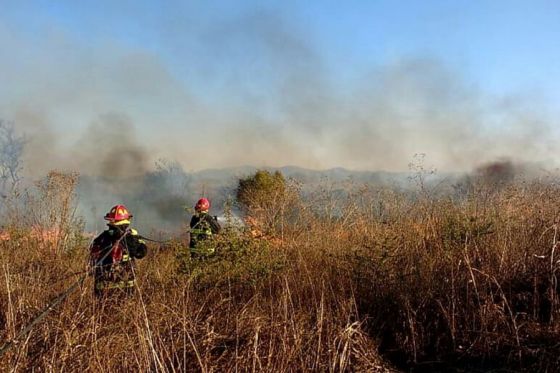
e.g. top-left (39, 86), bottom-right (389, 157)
top-left (1, 178), bottom-right (560, 371)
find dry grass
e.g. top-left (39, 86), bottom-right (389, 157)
top-left (1, 177), bottom-right (560, 371)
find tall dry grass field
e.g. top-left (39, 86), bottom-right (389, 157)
top-left (1, 176), bottom-right (560, 371)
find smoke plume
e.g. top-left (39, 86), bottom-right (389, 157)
top-left (1, 10), bottom-right (558, 174)
top-left (1, 7), bottom-right (559, 231)
top-left (71, 113), bottom-right (149, 178)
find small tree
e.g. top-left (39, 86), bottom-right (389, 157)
top-left (29, 171), bottom-right (83, 253)
top-left (0, 121), bottom-right (25, 222)
top-left (236, 170), bottom-right (298, 237)
top-left (0, 120), bottom-right (25, 198)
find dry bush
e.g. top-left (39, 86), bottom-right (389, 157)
top-left (236, 170), bottom-right (301, 238)
top-left (319, 180), bottom-right (560, 370)
top-left (2, 174), bottom-right (560, 371)
top-left (25, 171), bottom-right (85, 253)
top-left (0, 234), bottom-right (392, 372)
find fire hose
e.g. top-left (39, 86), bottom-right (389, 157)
top-left (0, 229), bottom-right (137, 358)
top-left (0, 275), bottom-right (86, 358)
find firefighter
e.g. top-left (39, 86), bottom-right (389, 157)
top-left (189, 198), bottom-right (221, 257)
top-left (90, 204), bottom-right (147, 297)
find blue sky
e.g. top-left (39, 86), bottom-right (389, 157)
top-left (5, 1), bottom-right (558, 97)
top-left (1, 1), bottom-right (559, 172)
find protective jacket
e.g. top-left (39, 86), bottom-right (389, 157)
top-left (90, 226), bottom-right (147, 296)
top-left (189, 212), bottom-right (221, 254)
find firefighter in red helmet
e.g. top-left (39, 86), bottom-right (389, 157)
top-left (90, 204), bottom-right (147, 297)
top-left (189, 198), bottom-right (221, 257)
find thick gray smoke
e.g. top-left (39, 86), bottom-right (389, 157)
top-left (71, 113), bottom-right (149, 178)
top-left (1, 10), bottom-right (558, 174)
top-left (1, 8), bottom-right (559, 231)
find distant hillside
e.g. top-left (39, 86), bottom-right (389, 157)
top-left (76, 165), bottom-right (453, 233)
top-left (189, 165), bottom-right (416, 188)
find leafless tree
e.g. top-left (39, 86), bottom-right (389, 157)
top-left (0, 120), bottom-right (25, 199)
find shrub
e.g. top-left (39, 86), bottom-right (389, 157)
top-left (236, 170), bottom-right (300, 236)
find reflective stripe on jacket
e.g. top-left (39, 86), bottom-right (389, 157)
top-left (190, 227), bottom-right (213, 236)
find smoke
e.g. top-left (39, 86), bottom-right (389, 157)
top-left (71, 113), bottom-right (149, 178)
top-left (475, 159), bottom-right (516, 186)
top-left (1, 10), bottom-right (558, 174)
top-left (1, 6), bottom-right (559, 230)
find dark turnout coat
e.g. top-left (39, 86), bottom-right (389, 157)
top-left (90, 226), bottom-right (147, 296)
top-left (189, 212), bottom-right (221, 252)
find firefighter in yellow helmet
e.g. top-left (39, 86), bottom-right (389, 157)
top-left (90, 204), bottom-right (147, 297)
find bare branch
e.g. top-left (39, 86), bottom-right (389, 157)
top-left (0, 120), bottom-right (25, 197)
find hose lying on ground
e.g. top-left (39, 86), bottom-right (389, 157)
top-left (0, 229), bottom-right (134, 358)
top-left (0, 275), bottom-right (86, 358)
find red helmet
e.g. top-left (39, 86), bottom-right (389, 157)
top-left (195, 198), bottom-right (210, 212)
top-left (104, 204), bottom-right (133, 225)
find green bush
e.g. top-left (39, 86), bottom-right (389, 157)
top-left (177, 231), bottom-right (286, 291)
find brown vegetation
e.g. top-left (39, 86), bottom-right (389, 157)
top-left (1, 172), bottom-right (560, 371)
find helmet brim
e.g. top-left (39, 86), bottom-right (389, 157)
top-left (108, 219), bottom-right (131, 226)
